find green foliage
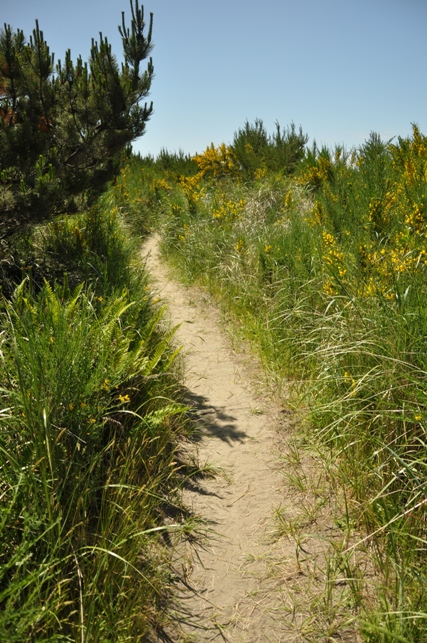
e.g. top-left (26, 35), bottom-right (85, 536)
top-left (231, 118), bottom-right (270, 178)
top-left (153, 147), bottom-right (199, 176)
top-left (0, 1), bottom-right (154, 236)
top-left (0, 279), bottom-right (186, 640)
top-left (0, 175), bottom-right (193, 639)
top-left (231, 118), bottom-right (308, 179)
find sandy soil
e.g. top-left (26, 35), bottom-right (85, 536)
top-left (142, 235), bottom-right (360, 643)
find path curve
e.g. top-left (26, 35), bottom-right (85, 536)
top-left (143, 235), bottom-right (296, 642)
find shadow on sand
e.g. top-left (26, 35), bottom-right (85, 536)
top-left (183, 388), bottom-right (248, 445)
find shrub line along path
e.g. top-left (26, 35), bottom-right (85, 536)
top-left (143, 234), bottom-right (301, 642)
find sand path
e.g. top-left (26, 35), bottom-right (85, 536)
top-left (143, 234), bottom-right (297, 642)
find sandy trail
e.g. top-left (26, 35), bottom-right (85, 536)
top-left (143, 235), bottom-right (298, 642)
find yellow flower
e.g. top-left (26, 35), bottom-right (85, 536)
top-left (235, 239), bottom-right (245, 254)
top-left (323, 279), bottom-right (337, 296)
top-left (322, 231), bottom-right (335, 247)
top-left (264, 245), bottom-right (272, 253)
top-left (119, 394), bottom-right (130, 404)
top-left (254, 166), bottom-right (268, 180)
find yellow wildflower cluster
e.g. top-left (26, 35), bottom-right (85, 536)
top-left (321, 230), bottom-right (347, 294)
top-left (361, 243), bottom-right (427, 276)
top-left (306, 201), bottom-right (323, 226)
top-left (295, 124), bottom-right (427, 306)
top-left (404, 205), bottom-right (425, 231)
top-left (323, 249), bottom-right (347, 277)
top-left (171, 203), bottom-right (183, 215)
top-left (323, 279), bottom-right (337, 296)
top-left (367, 195), bottom-right (395, 231)
top-left (212, 193), bottom-right (246, 221)
top-left (357, 276), bottom-right (385, 299)
top-left (179, 174), bottom-right (201, 191)
top-left (322, 231), bottom-right (335, 247)
top-left (322, 232), bottom-right (345, 271)
top-left (177, 222), bottom-right (188, 242)
top-left (179, 174), bottom-right (205, 209)
top-left (152, 177), bottom-right (171, 193)
top-left (193, 143), bottom-right (236, 179)
top-left (254, 166), bottom-right (268, 180)
top-left (235, 238), bottom-right (245, 254)
top-left (356, 240), bottom-right (427, 300)
top-left (298, 156), bottom-right (332, 190)
top-left (391, 124), bottom-right (427, 186)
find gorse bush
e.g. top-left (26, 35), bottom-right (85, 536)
top-left (128, 122), bottom-right (427, 641)
top-left (189, 119), bottom-right (308, 183)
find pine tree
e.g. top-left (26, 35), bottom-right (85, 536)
top-left (0, 0), bottom-right (154, 237)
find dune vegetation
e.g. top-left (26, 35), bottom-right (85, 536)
top-left (120, 120), bottom-right (427, 642)
top-left (2, 2), bottom-right (427, 639)
top-left (0, 194), bottom-right (196, 641)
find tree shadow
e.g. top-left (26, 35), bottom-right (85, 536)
top-left (183, 388), bottom-right (248, 445)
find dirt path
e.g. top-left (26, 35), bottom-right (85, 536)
top-left (142, 234), bottom-right (301, 642)
top-left (142, 235), bottom-right (362, 643)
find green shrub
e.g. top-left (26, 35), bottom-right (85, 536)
top-left (0, 1), bottom-right (153, 236)
top-left (231, 118), bottom-right (308, 179)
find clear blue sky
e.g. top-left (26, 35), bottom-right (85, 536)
top-left (2, 0), bottom-right (427, 157)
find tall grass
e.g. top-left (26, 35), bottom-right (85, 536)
top-left (0, 191), bottom-right (190, 640)
top-left (125, 124), bottom-right (427, 641)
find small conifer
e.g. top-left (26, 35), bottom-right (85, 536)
top-left (0, 1), bottom-right (154, 236)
